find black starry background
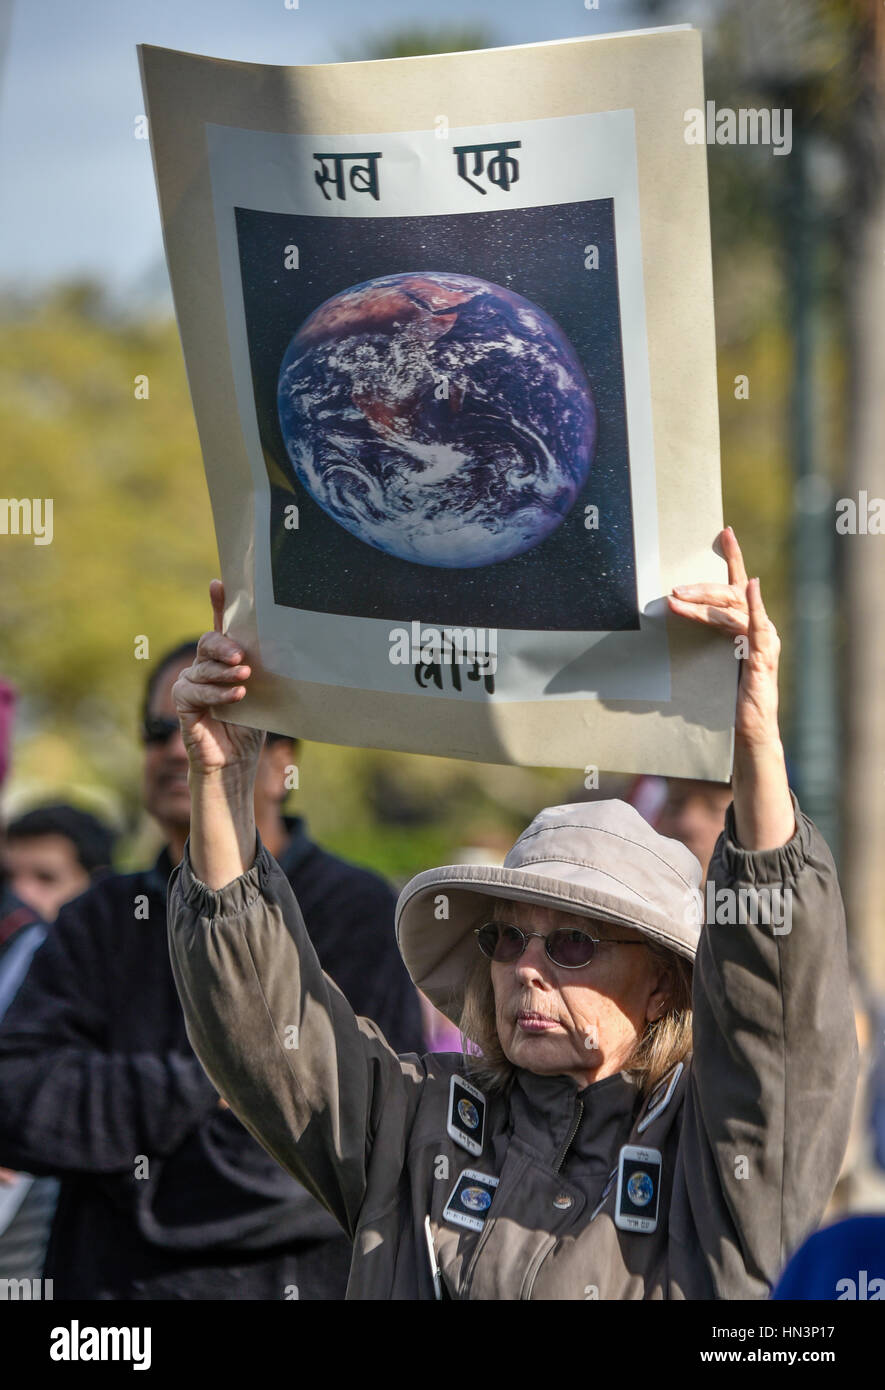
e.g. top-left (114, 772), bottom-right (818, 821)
top-left (235, 197), bottom-right (639, 631)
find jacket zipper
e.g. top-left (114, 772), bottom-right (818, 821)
top-left (521, 1097), bottom-right (585, 1299)
top-left (465, 1098), bottom-right (584, 1298)
top-left (552, 1097), bottom-right (583, 1173)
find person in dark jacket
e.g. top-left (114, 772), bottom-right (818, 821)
top-left (3, 801), bottom-right (115, 925)
top-left (0, 676), bottom-right (57, 1286)
top-left (0, 677), bottom-right (46, 1038)
top-left (0, 644), bottom-right (423, 1300)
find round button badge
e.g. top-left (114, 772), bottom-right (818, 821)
top-left (553, 1193), bottom-right (573, 1210)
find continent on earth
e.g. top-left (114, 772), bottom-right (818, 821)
top-left (277, 271), bottom-right (597, 569)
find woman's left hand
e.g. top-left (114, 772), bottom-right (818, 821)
top-left (666, 527), bottom-right (794, 850)
top-left (666, 526), bottom-right (781, 751)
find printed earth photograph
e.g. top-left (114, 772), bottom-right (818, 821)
top-left (276, 270), bottom-right (597, 569)
top-left (236, 198), bottom-right (640, 631)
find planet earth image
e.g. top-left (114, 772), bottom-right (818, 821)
top-left (276, 271), bottom-right (597, 568)
top-left (460, 1186), bottom-right (493, 1213)
top-left (457, 1099), bottom-right (479, 1130)
top-left (627, 1171), bottom-right (654, 1208)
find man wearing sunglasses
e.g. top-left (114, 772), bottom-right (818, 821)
top-left (0, 639), bottom-right (422, 1300)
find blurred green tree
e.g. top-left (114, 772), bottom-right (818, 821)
top-left (337, 23), bottom-right (496, 62)
top-left (1, 16), bottom-right (828, 883)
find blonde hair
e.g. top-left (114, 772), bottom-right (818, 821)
top-left (458, 924), bottom-right (693, 1099)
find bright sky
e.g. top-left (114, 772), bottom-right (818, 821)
top-left (0, 0), bottom-right (656, 302)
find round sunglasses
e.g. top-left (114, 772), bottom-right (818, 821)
top-left (474, 921), bottom-right (647, 970)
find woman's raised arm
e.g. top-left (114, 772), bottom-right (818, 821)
top-left (166, 581), bottom-right (424, 1239)
top-left (173, 579), bottom-right (265, 889)
top-left (668, 527), bottom-right (796, 851)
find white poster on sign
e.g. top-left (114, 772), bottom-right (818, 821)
top-left (140, 28), bottom-right (737, 777)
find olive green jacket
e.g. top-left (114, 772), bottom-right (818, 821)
top-left (167, 795), bottom-right (857, 1300)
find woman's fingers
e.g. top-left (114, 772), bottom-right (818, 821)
top-left (672, 529), bottom-right (749, 609)
top-left (669, 574), bottom-right (781, 667)
top-left (668, 533), bottom-right (782, 697)
top-left (721, 526), bottom-right (749, 590)
top-left (667, 594), bottom-right (748, 632)
top-left (186, 657), bottom-right (251, 686)
top-left (174, 639), bottom-right (252, 715)
top-left (671, 581), bottom-right (746, 610)
top-left (746, 577), bottom-right (780, 659)
top-left (204, 580), bottom-right (247, 660)
top-left (175, 672), bottom-right (247, 712)
top-left (210, 579), bottom-right (225, 634)
top-left (668, 528), bottom-right (753, 632)
top-left (197, 629), bottom-right (244, 665)
top-left (197, 578), bottom-right (245, 666)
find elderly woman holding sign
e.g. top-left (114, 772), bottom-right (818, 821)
top-left (167, 529), bottom-right (856, 1300)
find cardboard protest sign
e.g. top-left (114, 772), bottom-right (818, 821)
top-left (139, 26), bottom-right (737, 777)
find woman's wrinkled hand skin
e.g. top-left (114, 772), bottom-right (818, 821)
top-left (172, 579), bottom-right (264, 779)
top-left (667, 526), bottom-right (782, 753)
top-left (667, 527), bottom-right (795, 851)
top-left (171, 580), bottom-right (264, 888)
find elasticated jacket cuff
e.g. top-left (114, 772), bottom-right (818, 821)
top-left (177, 831), bottom-right (275, 917)
top-left (714, 789), bottom-right (815, 886)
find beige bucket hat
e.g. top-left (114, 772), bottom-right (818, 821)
top-left (395, 799), bottom-right (704, 1026)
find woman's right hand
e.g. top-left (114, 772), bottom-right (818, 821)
top-left (173, 580), bottom-right (265, 779)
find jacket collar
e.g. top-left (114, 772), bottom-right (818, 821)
top-left (510, 1067), bottom-right (642, 1171)
top-left (144, 845), bottom-right (176, 899)
top-left (276, 815), bottom-right (314, 876)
